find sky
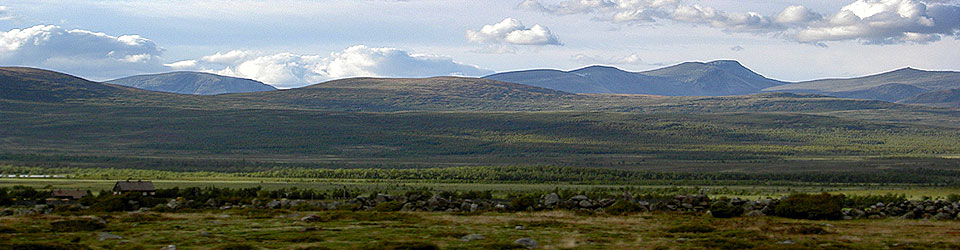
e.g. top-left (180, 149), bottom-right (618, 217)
top-left (1, 0), bottom-right (959, 88)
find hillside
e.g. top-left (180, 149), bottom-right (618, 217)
top-left (900, 88), bottom-right (960, 108)
top-left (764, 68), bottom-right (960, 102)
top-left (0, 67), bottom-right (131, 102)
top-left (1, 66), bottom-right (959, 170)
top-left (224, 76), bottom-right (579, 111)
top-left (107, 71), bottom-right (277, 95)
top-left (484, 60), bottom-right (786, 96)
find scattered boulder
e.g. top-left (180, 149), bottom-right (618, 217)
top-left (542, 193), bottom-right (560, 207)
top-left (514, 238), bottom-right (538, 249)
top-left (161, 245), bottom-right (177, 250)
top-left (267, 200), bottom-right (282, 209)
top-left (932, 212), bottom-right (953, 221)
top-left (97, 232), bottom-right (122, 241)
top-left (301, 214), bottom-right (323, 222)
top-left (461, 234), bottom-right (485, 242)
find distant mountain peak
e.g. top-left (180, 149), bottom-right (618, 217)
top-left (107, 71), bottom-right (276, 95)
top-left (572, 65), bottom-right (624, 73)
top-left (706, 60), bottom-right (746, 68)
top-left (891, 67), bottom-right (924, 73)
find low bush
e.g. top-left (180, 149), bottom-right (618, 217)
top-left (375, 201), bottom-right (404, 212)
top-left (3, 243), bottom-right (90, 250)
top-left (508, 193), bottom-right (539, 211)
top-left (948, 194), bottom-right (960, 203)
top-left (361, 241), bottom-right (439, 250)
top-left (709, 200), bottom-right (744, 218)
top-left (50, 218), bottom-right (105, 232)
top-left (666, 224), bottom-right (715, 233)
top-left (604, 200), bottom-right (642, 215)
top-left (773, 193), bottom-right (844, 220)
top-left (787, 225), bottom-right (829, 235)
top-left (213, 243), bottom-right (258, 250)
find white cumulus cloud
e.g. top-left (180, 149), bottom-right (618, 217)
top-left (180, 45), bottom-right (494, 88)
top-left (520, 0), bottom-right (960, 45)
top-left (0, 25), bottom-right (165, 79)
top-left (795, 0), bottom-right (960, 44)
top-left (467, 18), bottom-right (561, 45)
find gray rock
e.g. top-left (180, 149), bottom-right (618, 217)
top-left (301, 214), bottom-right (323, 222)
top-left (570, 195), bottom-right (588, 201)
top-left (542, 193), bottom-right (561, 206)
top-left (267, 200), bottom-right (282, 209)
top-left (515, 225), bottom-right (526, 230)
top-left (932, 212), bottom-right (953, 220)
top-left (849, 209), bottom-right (866, 218)
top-left (461, 234), bottom-right (485, 242)
top-left (578, 200), bottom-right (594, 208)
top-left (161, 245), bottom-right (177, 250)
top-left (97, 232), bottom-right (122, 241)
top-left (778, 240), bottom-right (795, 245)
top-left (514, 238), bottom-right (538, 249)
top-left (166, 199), bottom-right (182, 209)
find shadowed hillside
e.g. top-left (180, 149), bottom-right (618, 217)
top-left (764, 68), bottom-right (960, 102)
top-left (900, 88), bottom-right (960, 108)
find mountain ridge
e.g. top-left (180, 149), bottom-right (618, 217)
top-left (107, 71), bottom-right (277, 95)
top-left (484, 60), bottom-right (787, 96)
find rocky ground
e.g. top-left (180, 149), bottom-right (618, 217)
top-left (9, 192), bottom-right (959, 221)
top-left (2, 209), bottom-right (960, 249)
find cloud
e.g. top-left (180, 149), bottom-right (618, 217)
top-left (520, 0), bottom-right (960, 45)
top-left (795, 0), bottom-right (960, 44)
top-left (0, 25), bottom-right (165, 79)
top-left (776, 5), bottom-right (823, 24)
top-left (519, 0), bottom-right (676, 23)
top-left (573, 52), bottom-right (659, 65)
top-left (0, 6), bottom-right (12, 21)
top-left (180, 45), bottom-right (494, 88)
top-left (467, 18), bottom-right (561, 45)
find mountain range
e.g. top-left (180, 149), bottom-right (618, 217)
top-left (485, 60), bottom-right (785, 96)
top-left (65, 60), bottom-right (960, 107)
top-left (485, 61), bottom-right (960, 107)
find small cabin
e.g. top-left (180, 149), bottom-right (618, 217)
top-left (113, 180), bottom-right (156, 195)
top-left (51, 190), bottom-right (88, 200)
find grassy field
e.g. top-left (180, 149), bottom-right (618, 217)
top-left (3, 210), bottom-right (960, 250)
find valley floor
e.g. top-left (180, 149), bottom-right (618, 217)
top-left (2, 210), bottom-right (960, 250)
